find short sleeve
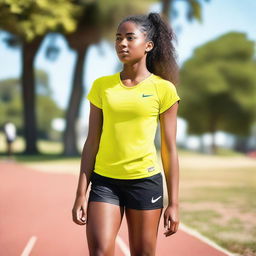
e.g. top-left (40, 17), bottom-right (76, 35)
top-left (86, 78), bottom-right (102, 109)
top-left (158, 82), bottom-right (181, 114)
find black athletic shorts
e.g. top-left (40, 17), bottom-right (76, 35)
top-left (88, 171), bottom-right (164, 210)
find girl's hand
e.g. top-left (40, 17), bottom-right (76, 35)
top-left (72, 195), bottom-right (87, 225)
top-left (163, 204), bottom-right (179, 237)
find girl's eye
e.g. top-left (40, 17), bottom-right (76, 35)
top-left (115, 36), bottom-right (135, 41)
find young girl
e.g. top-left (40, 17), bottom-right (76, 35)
top-left (72, 12), bottom-right (181, 256)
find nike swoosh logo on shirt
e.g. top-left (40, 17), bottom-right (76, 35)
top-left (142, 94), bottom-right (153, 97)
top-left (151, 196), bottom-right (162, 203)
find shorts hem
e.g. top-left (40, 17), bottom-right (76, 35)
top-left (88, 198), bottom-right (124, 207)
top-left (125, 205), bottom-right (164, 210)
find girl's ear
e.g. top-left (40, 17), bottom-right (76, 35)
top-left (145, 41), bottom-right (154, 53)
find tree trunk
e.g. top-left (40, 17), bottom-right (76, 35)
top-left (199, 135), bottom-right (205, 153)
top-left (21, 38), bottom-right (43, 154)
top-left (63, 47), bottom-right (88, 156)
top-left (234, 135), bottom-right (249, 153)
top-left (209, 117), bottom-right (218, 154)
top-left (161, 0), bottom-right (172, 19)
top-left (211, 132), bottom-right (217, 154)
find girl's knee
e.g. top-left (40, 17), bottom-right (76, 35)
top-left (89, 245), bottom-right (114, 256)
top-left (132, 251), bottom-right (155, 256)
top-left (131, 243), bottom-right (156, 256)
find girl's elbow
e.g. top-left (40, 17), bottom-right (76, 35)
top-left (161, 140), bottom-right (177, 152)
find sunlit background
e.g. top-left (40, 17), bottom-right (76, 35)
top-left (0, 1), bottom-right (256, 255)
top-left (1, 0), bottom-right (255, 155)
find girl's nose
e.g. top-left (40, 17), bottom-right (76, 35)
top-left (119, 38), bottom-right (127, 47)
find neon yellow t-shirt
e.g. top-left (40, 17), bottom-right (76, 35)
top-left (86, 72), bottom-right (181, 179)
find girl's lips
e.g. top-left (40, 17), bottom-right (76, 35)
top-left (118, 51), bottom-right (129, 57)
top-left (119, 50), bottom-right (129, 53)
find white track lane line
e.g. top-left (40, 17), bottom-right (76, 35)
top-left (116, 235), bottom-right (130, 256)
top-left (180, 223), bottom-right (237, 256)
top-left (20, 236), bottom-right (37, 256)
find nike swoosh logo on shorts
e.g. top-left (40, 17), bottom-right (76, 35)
top-left (151, 196), bottom-right (162, 203)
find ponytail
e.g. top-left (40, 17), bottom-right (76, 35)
top-left (118, 12), bottom-right (179, 85)
top-left (147, 13), bottom-right (179, 85)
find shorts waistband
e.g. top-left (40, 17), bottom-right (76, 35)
top-left (91, 171), bottom-right (162, 183)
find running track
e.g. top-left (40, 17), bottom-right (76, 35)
top-left (0, 162), bottom-right (232, 256)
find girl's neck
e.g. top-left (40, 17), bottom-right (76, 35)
top-left (121, 61), bottom-right (151, 80)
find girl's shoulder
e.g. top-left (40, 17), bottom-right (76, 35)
top-left (93, 72), bottom-right (118, 85)
top-left (151, 74), bottom-right (176, 89)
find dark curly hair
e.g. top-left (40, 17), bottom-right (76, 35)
top-left (118, 12), bottom-right (179, 85)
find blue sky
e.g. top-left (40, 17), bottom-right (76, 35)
top-left (1, 0), bottom-right (256, 115)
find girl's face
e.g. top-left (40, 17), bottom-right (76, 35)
top-left (115, 21), bottom-right (153, 64)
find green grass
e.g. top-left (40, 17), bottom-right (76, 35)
top-left (0, 133), bottom-right (80, 163)
top-left (178, 151), bottom-right (256, 256)
top-left (215, 147), bottom-right (245, 156)
top-left (0, 133), bottom-right (62, 154)
top-left (178, 147), bottom-right (245, 157)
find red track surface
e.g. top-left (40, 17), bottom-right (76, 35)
top-left (0, 162), bottom-right (229, 256)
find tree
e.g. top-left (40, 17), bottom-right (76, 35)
top-left (0, 0), bottom-right (211, 155)
top-left (0, 0), bottom-right (78, 154)
top-left (152, 0), bottom-right (211, 150)
top-left (0, 0), bottom-right (155, 155)
top-left (178, 32), bottom-right (256, 153)
top-left (0, 71), bottom-right (63, 139)
top-left (161, 0), bottom-right (210, 22)
top-left (62, 0), bottom-right (154, 155)
top-left (63, 0), bottom-right (211, 155)
top-left (37, 95), bottom-right (63, 139)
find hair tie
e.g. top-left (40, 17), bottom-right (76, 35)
top-left (148, 12), bottom-right (161, 26)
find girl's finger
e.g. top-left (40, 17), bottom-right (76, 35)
top-left (164, 214), bottom-right (168, 228)
top-left (172, 222), bottom-right (177, 233)
top-left (76, 209), bottom-right (85, 224)
top-left (164, 228), bottom-right (175, 236)
top-left (81, 206), bottom-right (87, 222)
top-left (72, 209), bottom-right (85, 225)
top-left (166, 222), bottom-right (179, 236)
top-left (76, 209), bottom-right (80, 221)
top-left (80, 210), bottom-right (86, 222)
top-left (173, 222), bottom-right (178, 233)
top-left (168, 218), bottom-right (173, 230)
top-left (164, 219), bottom-right (179, 236)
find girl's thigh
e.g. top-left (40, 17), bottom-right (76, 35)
top-left (86, 201), bottom-right (124, 255)
top-left (125, 208), bottom-right (163, 256)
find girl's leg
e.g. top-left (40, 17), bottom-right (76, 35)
top-left (125, 208), bottom-right (163, 256)
top-left (86, 201), bottom-right (124, 256)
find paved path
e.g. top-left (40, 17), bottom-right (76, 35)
top-left (0, 162), bottom-right (232, 256)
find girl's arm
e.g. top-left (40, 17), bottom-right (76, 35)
top-left (72, 103), bottom-right (103, 225)
top-left (159, 102), bottom-right (180, 236)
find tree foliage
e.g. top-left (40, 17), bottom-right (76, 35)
top-left (179, 32), bottom-right (256, 137)
top-left (162, 0), bottom-right (210, 22)
top-left (62, 0), bottom-right (156, 155)
top-left (0, 0), bottom-right (211, 154)
top-left (0, 0), bottom-right (79, 41)
top-left (0, 71), bottom-right (63, 139)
